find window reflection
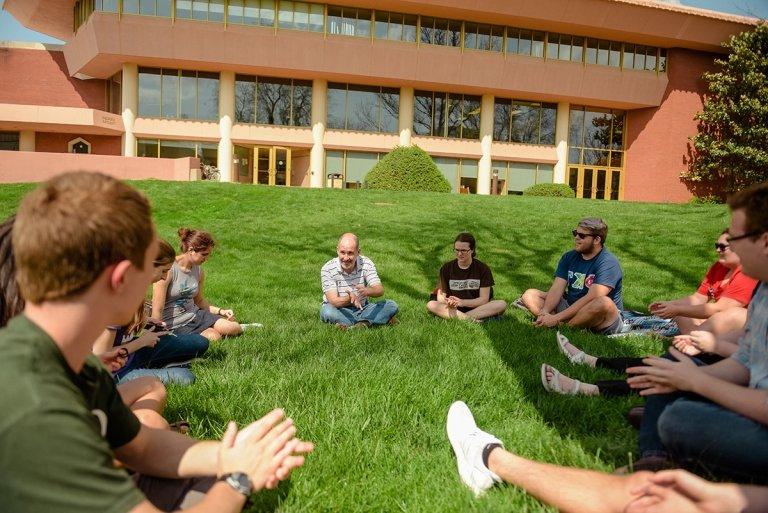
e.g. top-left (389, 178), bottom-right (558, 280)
top-left (567, 106), bottom-right (626, 168)
top-left (413, 91), bottom-right (480, 140)
top-left (139, 68), bottom-right (219, 121)
top-left (493, 99), bottom-right (556, 145)
top-left (235, 75), bottom-right (312, 126)
top-left (327, 83), bottom-right (399, 133)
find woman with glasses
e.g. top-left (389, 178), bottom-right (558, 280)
top-left (427, 232), bottom-right (507, 321)
top-left (152, 228), bottom-right (249, 342)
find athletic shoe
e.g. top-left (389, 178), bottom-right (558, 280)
top-left (446, 401), bottom-right (504, 496)
top-left (240, 322), bottom-right (263, 331)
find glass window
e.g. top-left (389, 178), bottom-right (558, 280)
top-left (518, 29), bottom-right (531, 55)
top-left (327, 6), bottom-right (369, 37)
top-left (568, 106), bottom-right (584, 146)
top-left (645, 47), bottom-right (657, 71)
top-left (537, 164), bottom-right (554, 184)
top-left (308, 3), bottom-right (323, 31)
top-left (123, 0), bottom-right (139, 14)
top-left (490, 26), bottom-right (504, 52)
top-left (446, 94), bottom-right (461, 138)
top-left (160, 140), bottom-right (196, 159)
top-left (461, 96), bottom-right (481, 139)
top-left (356, 9), bottom-right (372, 37)
top-left (98, 0), bottom-right (119, 12)
top-left (531, 31), bottom-right (545, 57)
top-left (584, 109), bottom-right (612, 149)
top-left (387, 13), bottom-right (403, 41)
top-left (176, 0), bottom-right (192, 18)
top-left (235, 75), bottom-right (256, 123)
top-left (327, 82), bottom-right (347, 129)
top-left (346, 85), bottom-right (379, 131)
top-left (433, 93), bottom-right (447, 137)
top-left (161, 69), bottom-right (178, 118)
top-left (611, 111), bottom-right (624, 149)
top-left (634, 45), bottom-right (647, 70)
top-left (402, 15), bottom-right (417, 42)
top-left (293, 80), bottom-right (312, 126)
top-left (375, 11), bottom-right (388, 39)
top-left (278, 1), bottom-right (293, 28)
top-left (609, 41), bottom-right (621, 67)
top-left (540, 104), bottom-right (556, 145)
top-left (140, 0), bottom-right (155, 15)
top-left (478, 24), bottom-right (491, 51)
top-left (413, 90), bottom-right (433, 136)
top-left (558, 34), bottom-right (572, 61)
top-left (506, 28), bottom-right (519, 54)
top-left (380, 88), bottom-right (399, 133)
top-left (0, 131), bottom-right (20, 151)
top-left (597, 39), bottom-right (609, 66)
top-left (623, 44), bottom-right (635, 69)
top-left (464, 23), bottom-right (478, 50)
top-left (493, 99), bottom-right (511, 142)
top-left (508, 162), bottom-right (536, 192)
top-left (345, 152), bottom-right (378, 185)
top-left (192, 0), bottom-right (208, 20)
top-left (546, 32), bottom-right (558, 60)
top-left (228, 0), bottom-right (244, 23)
top-left (511, 101), bottom-right (540, 144)
top-left (136, 138), bottom-right (158, 157)
top-left (432, 156), bottom-right (458, 191)
top-left (257, 77), bottom-right (292, 125)
top-left (659, 49), bottom-right (667, 72)
top-left (571, 36), bottom-right (584, 62)
top-left (180, 70), bottom-right (197, 119)
top-left (138, 67), bottom-right (161, 117)
top-left (423, 17), bottom-right (461, 47)
top-left (586, 38), bottom-right (598, 64)
top-left (197, 72), bottom-right (219, 121)
top-left (242, 0), bottom-right (258, 25)
top-left (209, 0), bottom-right (224, 21)
top-left (420, 17), bottom-right (434, 44)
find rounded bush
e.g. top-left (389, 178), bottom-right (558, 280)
top-left (365, 146), bottom-right (451, 193)
top-left (522, 183), bottom-right (575, 198)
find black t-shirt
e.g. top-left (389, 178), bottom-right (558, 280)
top-left (439, 258), bottom-right (495, 301)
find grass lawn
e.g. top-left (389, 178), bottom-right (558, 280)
top-left (0, 181), bottom-right (729, 512)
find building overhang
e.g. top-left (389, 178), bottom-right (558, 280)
top-left (0, 103), bottom-right (124, 135)
top-left (64, 14), bottom-right (669, 109)
top-left (4, 0), bottom-right (758, 52)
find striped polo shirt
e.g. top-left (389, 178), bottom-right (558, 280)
top-left (320, 255), bottom-right (381, 305)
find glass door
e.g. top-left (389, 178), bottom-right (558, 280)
top-left (568, 166), bottom-right (623, 200)
top-left (254, 147), bottom-right (271, 185)
top-left (273, 147), bottom-right (291, 186)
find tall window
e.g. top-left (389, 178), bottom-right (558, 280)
top-left (106, 72), bottom-right (122, 114)
top-left (374, 11), bottom-right (417, 42)
top-left (568, 106), bottom-right (625, 167)
top-left (235, 76), bottom-right (312, 126)
top-left (419, 17), bottom-right (461, 47)
top-left (493, 99), bottom-right (556, 145)
top-left (138, 68), bottom-right (219, 121)
top-left (413, 91), bottom-right (480, 140)
top-left (0, 132), bottom-right (20, 151)
top-left (327, 84), bottom-right (399, 133)
top-left (327, 6), bottom-right (371, 37)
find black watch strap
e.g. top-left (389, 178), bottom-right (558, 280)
top-left (222, 472), bottom-right (253, 496)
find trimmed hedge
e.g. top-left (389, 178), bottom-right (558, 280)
top-left (522, 183), bottom-right (575, 198)
top-left (365, 146), bottom-right (451, 193)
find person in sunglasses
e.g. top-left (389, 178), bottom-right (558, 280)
top-left (646, 230), bottom-right (757, 336)
top-left (518, 218), bottom-right (626, 335)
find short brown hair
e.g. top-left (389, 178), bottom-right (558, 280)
top-left (178, 228), bottom-right (215, 253)
top-left (728, 182), bottom-right (768, 238)
top-left (13, 172), bottom-right (153, 303)
top-left (155, 239), bottom-right (176, 267)
top-left (454, 232), bottom-right (476, 257)
top-left (578, 218), bottom-right (608, 245)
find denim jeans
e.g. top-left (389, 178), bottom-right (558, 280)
top-left (117, 367), bottom-right (196, 386)
top-left (650, 397), bottom-right (768, 483)
top-left (115, 333), bottom-right (209, 381)
top-left (320, 300), bottom-right (399, 326)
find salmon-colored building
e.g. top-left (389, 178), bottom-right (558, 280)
top-left (0, 0), bottom-right (758, 201)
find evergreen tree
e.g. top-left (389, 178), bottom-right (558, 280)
top-left (684, 23), bottom-right (768, 196)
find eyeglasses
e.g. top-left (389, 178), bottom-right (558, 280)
top-left (454, 248), bottom-right (472, 254)
top-left (714, 243), bottom-right (730, 252)
top-left (726, 229), bottom-right (765, 243)
top-left (572, 230), bottom-right (595, 240)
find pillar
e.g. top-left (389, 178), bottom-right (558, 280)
top-left (217, 71), bottom-right (235, 183)
top-left (310, 78), bottom-right (327, 188)
top-left (19, 130), bottom-right (35, 152)
top-left (398, 86), bottom-right (414, 147)
top-left (121, 64), bottom-right (138, 157)
top-left (477, 94), bottom-right (494, 195)
top-left (554, 102), bottom-right (570, 184)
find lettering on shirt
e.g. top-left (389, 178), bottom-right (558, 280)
top-left (568, 271), bottom-right (595, 291)
top-left (449, 279), bottom-right (481, 291)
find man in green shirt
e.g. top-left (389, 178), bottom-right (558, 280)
top-left (0, 172), bottom-right (313, 513)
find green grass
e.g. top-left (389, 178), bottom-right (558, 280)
top-left (0, 181), bottom-right (729, 512)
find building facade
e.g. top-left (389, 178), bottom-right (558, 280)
top-left (0, 0), bottom-right (757, 201)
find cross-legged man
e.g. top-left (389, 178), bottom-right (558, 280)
top-left (520, 217), bottom-right (626, 335)
top-left (320, 232), bottom-right (398, 328)
top-left (0, 172), bottom-right (313, 513)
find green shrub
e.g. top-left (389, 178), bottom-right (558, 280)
top-left (689, 195), bottom-right (723, 205)
top-left (365, 146), bottom-right (451, 193)
top-left (522, 183), bottom-right (575, 198)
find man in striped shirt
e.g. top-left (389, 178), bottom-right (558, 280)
top-left (320, 233), bottom-right (398, 328)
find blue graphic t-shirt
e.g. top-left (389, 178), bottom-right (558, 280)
top-left (555, 248), bottom-right (624, 310)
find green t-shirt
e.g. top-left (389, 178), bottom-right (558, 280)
top-left (0, 315), bottom-right (144, 513)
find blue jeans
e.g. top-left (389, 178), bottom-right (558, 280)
top-left (320, 300), bottom-right (399, 326)
top-left (645, 397), bottom-right (768, 482)
top-left (117, 367), bottom-right (196, 386)
top-left (115, 333), bottom-right (209, 380)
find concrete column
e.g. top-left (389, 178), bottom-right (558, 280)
top-left (121, 63), bottom-right (138, 157)
top-left (19, 130), bottom-right (35, 152)
top-left (217, 71), bottom-right (235, 183)
top-left (398, 86), bottom-right (414, 147)
top-left (310, 78), bottom-right (327, 188)
top-left (554, 102), bottom-right (570, 184)
top-left (477, 94), bottom-right (495, 195)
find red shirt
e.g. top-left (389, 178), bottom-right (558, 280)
top-left (696, 263), bottom-right (758, 305)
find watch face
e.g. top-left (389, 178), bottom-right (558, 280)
top-left (226, 472), bottom-right (253, 495)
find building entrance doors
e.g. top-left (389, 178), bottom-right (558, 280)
top-left (253, 146), bottom-right (291, 186)
top-left (568, 166), bottom-right (623, 200)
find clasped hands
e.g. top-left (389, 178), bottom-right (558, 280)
top-left (534, 311), bottom-right (560, 328)
top-left (217, 409), bottom-right (314, 493)
top-left (626, 347), bottom-right (704, 396)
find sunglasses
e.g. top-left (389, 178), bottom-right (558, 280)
top-left (572, 230), bottom-right (595, 240)
top-left (714, 243), bottom-right (730, 252)
top-left (726, 229), bottom-right (765, 243)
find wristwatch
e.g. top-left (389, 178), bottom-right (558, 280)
top-left (222, 472), bottom-right (253, 496)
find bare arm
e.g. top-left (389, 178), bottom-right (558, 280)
top-left (668, 296), bottom-right (744, 319)
top-left (553, 283), bottom-right (612, 323)
top-left (362, 283), bottom-right (384, 298)
top-left (151, 273), bottom-right (171, 320)
top-left (455, 287), bottom-right (491, 309)
top-left (540, 277), bottom-right (567, 315)
top-left (325, 290), bottom-right (357, 308)
top-left (92, 329), bottom-right (115, 354)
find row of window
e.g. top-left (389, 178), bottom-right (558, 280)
top-left (137, 138), bottom-right (219, 165)
top-left (138, 68), bottom-right (220, 120)
top-left (568, 106), bottom-right (625, 166)
top-left (235, 76), bottom-right (312, 126)
top-left (81, 0), bottom-right (667, 73)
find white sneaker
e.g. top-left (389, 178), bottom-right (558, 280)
top-left (240, 322), bottom-right (263, 331)
top-left (446, 401), bottom-right (504, 496)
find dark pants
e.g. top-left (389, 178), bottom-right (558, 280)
top-left (115, 333), bottom-right (209, 380)
top-left (594, 353), bottom-right (723, 398)
top-left (639, 395), bottom-right (768, 483)
top-left (134, 474), bottom-right (216, 511)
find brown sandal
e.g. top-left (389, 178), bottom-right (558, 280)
top-left (169, 420), bottom-right (190, 435)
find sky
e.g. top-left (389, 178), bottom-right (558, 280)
top-left (0, 0), bottom-right (765, 44)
